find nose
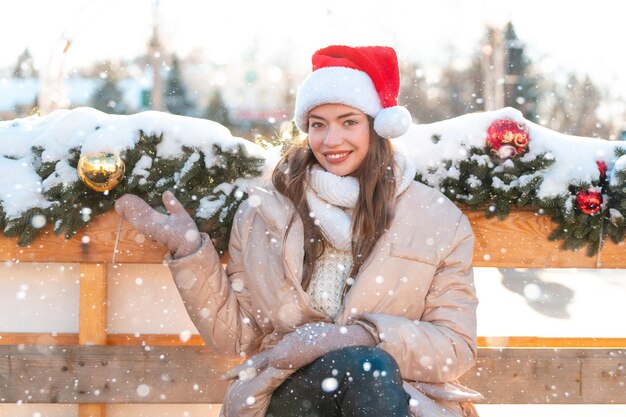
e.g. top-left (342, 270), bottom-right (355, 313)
top-left (323, 125), bottom-right (343, 147)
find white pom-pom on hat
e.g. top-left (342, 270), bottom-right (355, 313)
top-left (294, 45), bottom-right (412, 139)
top-left (373, 105), bottom-right (412, 138)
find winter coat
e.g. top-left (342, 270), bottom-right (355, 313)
top-left (168, 181), bottom-right (482, 417)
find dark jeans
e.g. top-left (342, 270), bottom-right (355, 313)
top-left (266, 346), bottom-right (411, 417)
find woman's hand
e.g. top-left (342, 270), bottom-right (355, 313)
top-left (223, 323), bottom-right (335, 381)
top-left (115, 191), bottom-right (202, 258)
top-left (223, 323), bottom-right (376, 381)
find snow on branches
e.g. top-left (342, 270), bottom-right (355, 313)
top-left (0, 106), bottom-right (625, 255)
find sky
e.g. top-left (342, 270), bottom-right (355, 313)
top-left (3, 0), bottom-right (626, 99)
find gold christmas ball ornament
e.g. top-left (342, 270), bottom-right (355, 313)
top-left (77, 152), bottom-right (125, 192)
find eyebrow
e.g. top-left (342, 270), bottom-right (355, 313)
top-left (308, 111), bottom-right (365, 121)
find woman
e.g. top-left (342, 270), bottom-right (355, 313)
top-left (116, 45), bottom-right (481, 417)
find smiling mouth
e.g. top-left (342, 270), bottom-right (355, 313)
top-left (325, 152), bottom-right (351, 161)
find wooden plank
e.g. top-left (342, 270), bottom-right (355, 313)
top-left (478, 336), bottom-right (626, 348)
top-left (5, 333), bottom-right (626, 349)
top-left (0, 333), bottom-right (205, 346)
top-left (107, 334), bottom-right (205, 346)
top-left (79, 263), bottom-right (108, 417)
top-left (467, 211), bottom-right (619, 268)
top-left (581, 349), bottom-right (626, 403)
top-left (460, 348), bottom-right (626, 404)
top-left (597, 240), bottom-right (626, 268)
top-left (79, 404), bottom-right (105, 417)
top-left (0, 345), bottom-right (624, 404)
top-left (0, 345), bottom-right (238, 404)
top-left (0, 211), bottom-right (624, 268)
top-left (0, 213), bottom-right (167, 264)
top-left (79, 264), bottom-right (108, 346)
top-left (0, 333), bottom-right (79, 345)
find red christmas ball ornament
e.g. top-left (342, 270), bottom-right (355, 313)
top-left (576, 189), bottom-right (602, 215)
top-left (596, 160), bottom-right (607, 181)
top-left (486, 119), bottom-right (530, 159)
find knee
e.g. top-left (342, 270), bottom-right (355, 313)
top-left (332, 346), bottom-right (401, 376)
top-left (358, 346), bottom-right (401, 374)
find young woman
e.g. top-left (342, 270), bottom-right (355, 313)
top-left (116, 45), bottom-right (481, 417)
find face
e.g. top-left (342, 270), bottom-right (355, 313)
top-left (307, 103), bottom-right (371, 176)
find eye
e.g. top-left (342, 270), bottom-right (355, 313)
top-left (309, 121), bottom-right (324, 129)
top-left (344, 119), bottom-right (358, 126)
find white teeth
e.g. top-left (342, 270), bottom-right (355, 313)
top-left (326, 152), bottom-right (349, 160)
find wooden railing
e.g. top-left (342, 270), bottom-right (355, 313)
top-left (0, 210), bottom-right (625, 416)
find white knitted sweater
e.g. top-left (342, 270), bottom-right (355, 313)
top-left (306, 245), bottom-right (353, 319)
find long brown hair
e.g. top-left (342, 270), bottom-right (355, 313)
top-left (272, 118), bottom-right (397, 291)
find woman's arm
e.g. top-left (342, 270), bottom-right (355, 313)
top-left (167, 203), bottom-right (265, 358)
top-left (116, 192), bottom-right (264, 358)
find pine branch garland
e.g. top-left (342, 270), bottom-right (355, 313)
top-left (604, 148), bottom-right (626, 245)
top-left (2, 126), bottom-right (264, 247)
top-left (433, 147), bottom-right (554, 221)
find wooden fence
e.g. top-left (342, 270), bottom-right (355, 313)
top-left (0, 210), bottom-right (625, 416)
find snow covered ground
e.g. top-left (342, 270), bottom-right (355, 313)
top-left (475, 267), bottom-right (626, 338)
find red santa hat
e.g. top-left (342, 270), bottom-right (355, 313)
top-left (294, 45), bottom-right (412, 139)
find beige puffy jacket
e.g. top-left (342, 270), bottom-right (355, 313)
top-left (168, 181), bottom-right (481, 417)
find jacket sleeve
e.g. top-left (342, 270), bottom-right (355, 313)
top-left (357, 213), bottom-right (478, 383)
top-left (167, 205), bottom-right (264, 358)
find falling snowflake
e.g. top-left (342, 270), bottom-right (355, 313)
top-left (321, 377), bottom-right (338, 392)
top-left (136, 384), bottom-right (150, 397)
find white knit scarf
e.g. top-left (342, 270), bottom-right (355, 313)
top-left (306, 151), bottom-right (416, 251)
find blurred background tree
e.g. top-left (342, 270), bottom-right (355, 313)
top-left (203, 89), bottom-right (232, 128)
top-left (89, 61), bottom-right (128, 115)
top-left (397, 21), bottom-right (613, 138)
top-left (164, 55), bottom-right (195, 116)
